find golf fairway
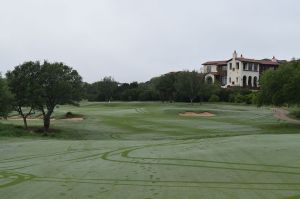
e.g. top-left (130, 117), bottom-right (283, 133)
top-left (1, 102), bottom-right (300, 199)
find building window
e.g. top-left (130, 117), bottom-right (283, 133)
top-left (206, 76), bottom-right (213, 84)
top-left (229, 63), bottom-right (232, 70)
top-left (249, 63), bottom-right (253, 71)
top-left (254, 64), bottom-right (258, 71)
top-left (222, 65), bottom-right (227, 71)
top-left (243, 63), bottom-right (246, 71)
top-left (207, 65), bottom-right (211, 73)
top-left (229, 77), bottom-right (231, 83)
top-left (236, 77), bottom-right (238, 83)
top-left (237, 62), bottom-right (240, 70)
top-left (221, 76), bottom-right (227, 85)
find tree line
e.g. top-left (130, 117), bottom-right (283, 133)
top-left (84, 71), bottom-right (221, 103)
top-left (0, 59), bottom-right (299, 132)
top-left (83, 71), bottom-right (259, 104)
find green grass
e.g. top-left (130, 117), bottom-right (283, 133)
top-left (0, 102), bottom-right (300, 199)
top-left (0, 123), bottom-right (32, 137)
top-left (3, 102), bottom-right (299, 140)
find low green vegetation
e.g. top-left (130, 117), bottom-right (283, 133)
top-left (1, 102), bottom-right (299, 140)
top-left (0, 123), bottom-right (28, 137)
top-left (0, 102), bottom-right (300, 199)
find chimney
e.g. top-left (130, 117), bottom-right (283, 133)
top-left (272, 56), bottom-right (277, 62)
top-left (241, 54), bottom-right (243, 58)
top-left (233, 50), bottom-right (238, 59)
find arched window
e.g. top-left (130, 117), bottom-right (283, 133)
top-left (248, 76), bottom-right (252, 87)
top-left (253, 77), bottom-right (257, 88)
top-left (243, 76), bottom-right (247, 87)
top-left (206, 76), bottom-right (213, 84)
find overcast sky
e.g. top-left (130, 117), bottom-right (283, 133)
top-left (0, 0), bottom-right (299, 83)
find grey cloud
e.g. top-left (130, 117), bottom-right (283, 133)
top-left (0, 0), bottom-right (299, 82)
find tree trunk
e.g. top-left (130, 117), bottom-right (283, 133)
top-left (23, 117), bottom-right (28, 129)
top-left (190, 98), bottom-right (194, 105)
top-left (43, 114), bottom-right (51, 132)
top-left (40, 105), bottom-right (55, 133)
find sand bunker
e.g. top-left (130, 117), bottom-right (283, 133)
top-left (7, 116), bottom-right (43, 121)
top-left (179, 112), bottom-right (215, 117)
top-left (61, 117), bottom-right (84, 121)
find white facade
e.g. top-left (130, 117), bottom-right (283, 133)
top-left (203, 51), bottom-right (279, 89)
top-left (203, 65), bottom-right (218, 73)
top-left (226, 55), bottom-right (259, 87)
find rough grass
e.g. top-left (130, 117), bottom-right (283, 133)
top-left (0, 123), bottom-right (29, 137)
top-left (3, 102), bottom-right (299, 140)
top-left (1, 102), bottom-right (300, 199)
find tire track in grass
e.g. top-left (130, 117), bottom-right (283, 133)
top-left (1, 170), bottom-right (300, 191)
top-left (63, 152), bottom-right (107, 162)
top-left (1, 164), bottom-right (35, 171)
top-left (0, 171), bottom-right (35, 189)
top-left (0, 147), bottom-right (106, 164)
top-left (29, 176), bottom-right (300, 191)
top-left (122, 144), bottom-right (300, 170)
top-left (100, 140), bottom-right (300, 176)
top-left (1, 139), bottom-right (299, 192)
top-left (3, 140), bottom-right (299, 192)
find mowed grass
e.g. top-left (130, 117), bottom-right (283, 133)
top-left (1, 102), bottom-right (300, 199)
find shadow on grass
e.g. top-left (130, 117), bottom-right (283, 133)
top-left (0, 122), bottom-right (61, 138)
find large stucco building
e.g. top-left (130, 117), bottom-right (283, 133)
top-left (202, 51), bottom-right (282, 88)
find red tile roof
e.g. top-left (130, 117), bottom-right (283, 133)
top-left (236, 58), bottom-right (279, 65)
top-left (203, 57), bottom-right (279, 66)
top-left (202, 61), bottom-right (227, 66)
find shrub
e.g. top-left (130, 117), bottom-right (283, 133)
top-left (65, 112), bottom-right (83, 119)
top-left (291, 110), bottom-right (300, 119)
top-left (244, 94), bottom-right (253, 104)
top-left (234, 94), bottom-right (244, 103)
top-left (209, 95), bottom-right (220, 102)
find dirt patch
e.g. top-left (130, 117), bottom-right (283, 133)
top-left (61, 117), bottom-right (84, 121)
top-left (179, 112), bottom-right (215, 117)
top-left (7, 116), bottom-right (55, 121)
top-left (8, 118), bottom-right (43, 121)
top-left (273, 108), bottom-right (300, 124)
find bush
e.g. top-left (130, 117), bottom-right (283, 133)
top-left (244, 94), bottom-right (253, 104)
top-left (291, 110), bottom-right (300, 119)
top-left (65, 112), bottom-right (83, 119)
top-left (218, 89), bottom-right (232, 102)
top-left (234, 94), bottom-right (244, 103)
top-left (209, 95), bottom-right (220, 102)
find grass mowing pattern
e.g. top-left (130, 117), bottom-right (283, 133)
top-left (1, 102), bottom-right (300, 198)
